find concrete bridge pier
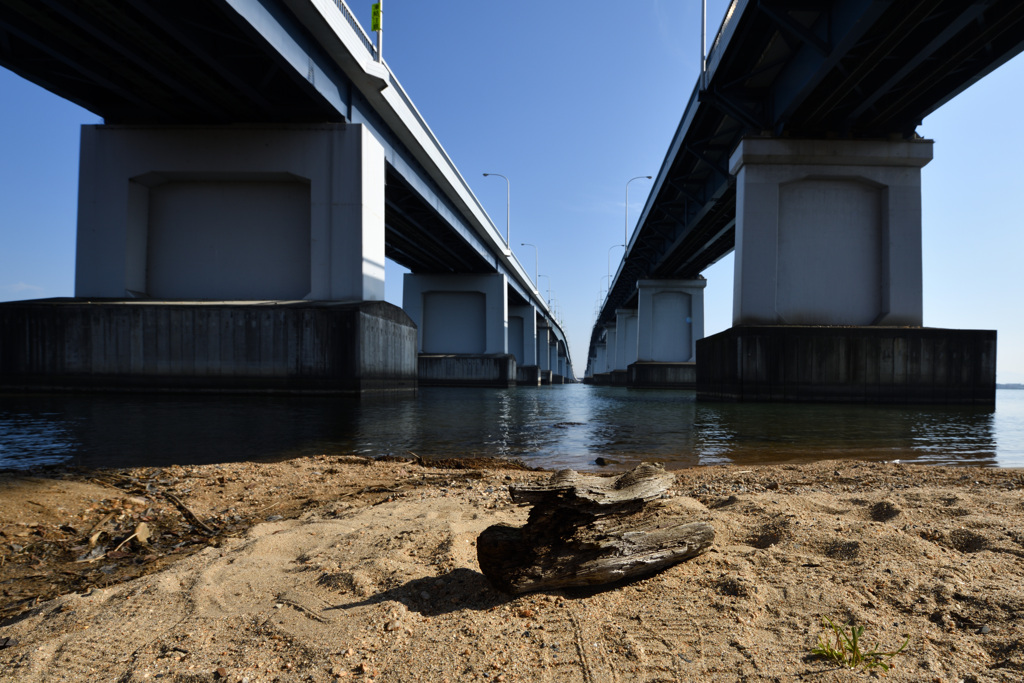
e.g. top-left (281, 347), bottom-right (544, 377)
top-left (537, 324), bottom-right (553, 385)
top-left (589, 341), bottom-right (607, 385)
top-left (593, 322), bottom-right (617, 385)
top-left (614, 308), bottom-right (639, 386)
top-left (556, 341), bottom-right (568, 382)
top-left (1, 123), bottom-right (419, 394)
top-left (510, 305), bottom-right (540, 386)
top-left (538, 330), bottom-right (566, 384)
top-left (403, 273), bottom-right (516, 387)
top-left (698, 138), bottom-right (996, 403)
top-left (627, 279), bottom-right (706, 388)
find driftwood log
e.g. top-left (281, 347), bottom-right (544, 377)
top-left (477, 463), bottom-right (714, 594)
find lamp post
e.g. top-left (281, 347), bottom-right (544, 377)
top-left (538, 274), bottom-right (551, 306)
top-left (625, 175), bottom-right (653, 247)
top-left (701, 0), bottom-right (707, 89)
top-left (608, 243), bottom-right (625, 283)
top-left (482, 173), bottom-right (510, 250)
top-left (521, 242), bottom-right (539, 290)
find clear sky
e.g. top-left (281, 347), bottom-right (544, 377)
top-left (2, 1), bottom-right (1023, 382)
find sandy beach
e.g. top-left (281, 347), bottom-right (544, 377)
top-left (1, 455), bottom-right (1023, 682)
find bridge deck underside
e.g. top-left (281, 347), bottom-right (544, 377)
top-left (0, 0), bottom-right (340, 123)
top-left (384, 167), bottom-right (492, 276)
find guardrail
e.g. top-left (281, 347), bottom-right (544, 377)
top-left (331, 0), bottom-right (377, 56)
top-left (707, 0), bottom-right (741, 71)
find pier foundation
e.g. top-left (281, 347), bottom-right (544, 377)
top-left (697, 326), bottom-right (996, 404)
top-left (517, 365), bottom-right (541, 386)
top-left (417, 354), bottom-right (516, 388)
top-left (628, 362), bottom-right (697, 389)
top-left (0, 299), bottom-right (417, 394)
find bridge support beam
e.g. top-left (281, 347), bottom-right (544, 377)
top-left (628, 279), bottom-right (705, 388)
top-left (403, 273), bottom-right (516, 387)
top-left (699, 137), bottom-right (995, 403)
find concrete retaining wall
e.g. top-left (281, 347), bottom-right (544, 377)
top-left (697, 326), bottom-right (996, 404)
top-left (0, 299), bottom-right (417, 394)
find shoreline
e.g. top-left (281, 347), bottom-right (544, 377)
top-left (1, 455), bottom-right (1023, 681)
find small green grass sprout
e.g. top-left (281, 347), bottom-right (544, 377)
top-left (810, 616), bottom-right (909, 671)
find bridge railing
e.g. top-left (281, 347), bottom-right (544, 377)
top-left (330, 0), bottom-right (378, 58)
top-left (705, 0), bottom-right (742, 80)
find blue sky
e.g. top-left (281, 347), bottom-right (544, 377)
top-left (2, 1), bottom-right (1023, 382)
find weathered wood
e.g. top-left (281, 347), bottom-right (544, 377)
top-left (477, 463), bottom-right (714, 594)
top-left (509, 462), bottom-right (675, 511)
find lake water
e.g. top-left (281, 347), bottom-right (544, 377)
top-left (1, 386), bottom-right (1022, 471)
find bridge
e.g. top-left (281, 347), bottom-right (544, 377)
top-left (0, 0), bottom-right (575, 391)
top-left (588, 0), bottom-right (1021, 403)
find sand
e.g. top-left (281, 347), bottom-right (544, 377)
top-left (1, 455), bottom-right (1023, 682)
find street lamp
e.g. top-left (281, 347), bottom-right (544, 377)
top-left (608, 243), bottom-right (625, 282)
top-left (521, 242), bottom-right (539, 290)
top-left (482, 173), bottom-right (510, 250)
top-left (538, 274), bottom-right (551, 306)
top-left (625, 175), bottom-right (653, 247)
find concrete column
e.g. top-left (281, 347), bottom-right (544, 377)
top-left (603, 323), bottom-right (617, 373)
top-left (402, 273), bottom-right (508, 354)
top-left (75, 124), bottom-right (385, 302)
top-left (595, 344), bottom-right (607, 375)
top-left (508, 305), bottom-right (538, 367)
top-left (537, 325), bottom-right (552, 371)
top-left (614, 309), bottom-right (638, 371)
top-left (730, 138), bottom-right (932, 326)
top-left (636, 279), bottom-right (706, 362)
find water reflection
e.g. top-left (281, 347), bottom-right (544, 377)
top-left (0, 386), bottom-right (1016, 471)
top-left (691, 401), bottom-right (998, 467)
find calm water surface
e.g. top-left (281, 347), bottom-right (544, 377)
top-left (1, 386), bottom-right (1021, 471)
